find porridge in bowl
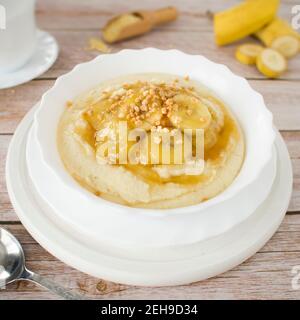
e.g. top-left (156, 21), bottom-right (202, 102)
top-left (57, 73), bottom-right (244, 209)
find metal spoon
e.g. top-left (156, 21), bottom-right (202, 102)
top-left (0, 227), bottom-right (85, 300)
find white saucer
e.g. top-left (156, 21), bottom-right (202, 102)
top-left (6, 105), bottom-right (293, 286)
top-left (0, 30), bottom-right (59, 89)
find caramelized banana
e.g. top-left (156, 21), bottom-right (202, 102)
top-left (200, 97), bottom-right (225, 150)
top-left (142, 109), bottom-right (162, 130)
top-left (119, 91), bottom-right (162, 130)
top-left (169, 94), bottom-right (211, 129)
top-left (82, 99), bottom-right (113, 130)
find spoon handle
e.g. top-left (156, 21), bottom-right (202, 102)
top-left (22, 269), bottom-right (86, 300)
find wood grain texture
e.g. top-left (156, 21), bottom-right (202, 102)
top-left (0, 215), bottom-right (300, 300)
top-left (0, 0), bottom-right (300, 300)
top-left (35, 0), bottom-right (297, 31)
top-left (32, 0), bottom-right (300, 80)
top-left (21, 0), bottom-right (300, 80)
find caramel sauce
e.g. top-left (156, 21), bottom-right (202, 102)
top-left (74, 121), bottom-right (95, 148)
top-left (204, 105), bottom-right (240, 163)
top-left (124, 99), bottom-right (240, 186)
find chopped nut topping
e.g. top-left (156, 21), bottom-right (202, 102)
top-left (161, 107), bottom-right (167, 114)
top-left (83, 78), bottom-right (203, 134)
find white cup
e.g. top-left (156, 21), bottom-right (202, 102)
top-left (0, 0), bottom-right (36, 74)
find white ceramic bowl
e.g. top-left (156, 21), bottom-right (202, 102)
top-left (29, 48), bottom-right (276, 249)
top-left (27, 126), bottom-right (276, 256)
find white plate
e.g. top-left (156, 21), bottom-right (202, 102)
top-left (0, 30), bottom-right (59, 89)
top-left (31, 49), bottom-right (276, 246)
top-left (6, 104), bottom-right (293, 286)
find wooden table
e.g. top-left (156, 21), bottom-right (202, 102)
top-left (1, 0), bottom-right (300, 300)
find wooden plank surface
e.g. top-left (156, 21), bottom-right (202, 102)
top-left (34, 0), bottom-right (297, 31)
top-left (1, 0), bottom-right (300, 300)
top-left (34, 30), bottom-right (300, 80)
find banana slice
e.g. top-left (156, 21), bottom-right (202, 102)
top-left (141, 109), bottom-right (162, 131)
top-left (256, 48), bottom-right (287, 78)
top-left (120, 91), bottom-right (162, 130)
top-left (235, 43), bottom-right (264, 65)
top-left (200, 97), bottom-right (224, 133)
top-left (199, 97), bottom-right (225, 150)
top-left (271, 35), bottom-right (300, 58)
top-left (169, 94), bottom-right (211, 129)
top-left (83, 100), bottom-right (110, 130)
top-left (125, 130), bottom-right (204, 183)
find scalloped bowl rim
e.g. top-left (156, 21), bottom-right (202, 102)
top-left (33, 48), bottom-right (276, 216)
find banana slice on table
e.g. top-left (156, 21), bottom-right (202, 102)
top-left (235, 43), bottom-right (264, 65)
top-left (169, 94), bottom-right (211, 130)
top-left (256, 48), bottom-right (287, 78)
top-left (271, 35), bottom-right (300, 58)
